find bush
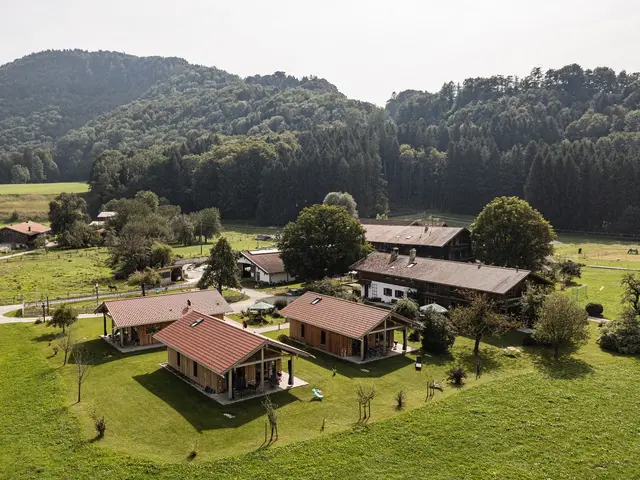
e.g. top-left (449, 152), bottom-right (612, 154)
top-left (392, 298), bottom-right (419, 320)
top-left (273, 299), bottom-right (288, 310)
top-left (446, 367), bottom-right (467, 385)
top-left (277, 334), bottom-right (290, 343)
top-left (395, 390), bottom-right (406, 411)
top-left (420, 311), bottom-right (456, 354)
top-left (271, 311), bottom-right (282, 318)
top-left (408, 330), bottom-right (420, 342)
top-left (90, 410), bottom-right (106, 438)
top-left (597, 310), bottom-right (640, 354)
top-left (585, 303), bottom-right (604, 317)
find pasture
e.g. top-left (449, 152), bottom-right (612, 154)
top-left (0, 182), bottom-right (89, 227)
top-left (1, 317), bottom-right (639, 479)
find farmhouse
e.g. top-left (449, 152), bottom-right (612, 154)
top-left (154, 310), bottom-right (311, 402)
top-left (280, 292), bottom-right (420, 362)
top-left (351, 250), bottom-right (550, 311)
top-left (362, 223), bottom-right (472, 261)
top-left (0, 221), bottom-right (51, 247)
top-left (95, 290), bottom-right (232, 351)
top-left (238, 249), bottom-right (294, 284)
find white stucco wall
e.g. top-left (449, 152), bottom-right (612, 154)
top-left (365, 280), bottom-right (409, 303)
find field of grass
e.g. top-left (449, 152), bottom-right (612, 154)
top-left (173, 224), bottom-right (279, 257)
top-left (1, 317), bottom-right (639, 479)
top-left (553, 235), bottom-right (640, 319)
top-left (0, 182), bottom-right (89, 227)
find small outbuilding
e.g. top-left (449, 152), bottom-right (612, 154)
top-left (238, 249), bottom-right (294, 284)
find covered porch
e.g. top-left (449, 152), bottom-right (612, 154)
top-left (356, 316), bottom-right (411, 362)
top-left (100, 311), bottom-right (171, 352)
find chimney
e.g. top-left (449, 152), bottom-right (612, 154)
top-left (28, 225), bottom-right (31, 232)
top-left (390, 247), bottom-right (399, 262)
top-left (409, 248), bottom-right (416, 263)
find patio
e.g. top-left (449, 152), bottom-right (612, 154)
top-left (100, 334), bottom-right (166, 353)
top-left (160, 363), bottom-right (308, 405)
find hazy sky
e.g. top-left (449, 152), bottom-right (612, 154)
top-left (2, 0), bottom-right (639, 105)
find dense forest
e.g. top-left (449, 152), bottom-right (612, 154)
top-left (2, 51), bottom-right (640, 231)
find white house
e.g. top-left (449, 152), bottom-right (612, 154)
top-left (238, 249), bottom-right (294, 284)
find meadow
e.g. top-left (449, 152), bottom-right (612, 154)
top-left (1, 317), bottom-right (638, 479)
top-left (0, 182), bottom-right (89, 227)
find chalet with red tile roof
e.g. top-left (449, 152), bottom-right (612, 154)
top-left (0, 221), bottom-right (51, 247)
top-left (95, 290), bottom-right (232, 350)
top-left (154, 310), bottom-right (311, 402)
top-left (280, 292), bottom-right (421, 363)
top-left (238, 249), bottom-right (294, 284)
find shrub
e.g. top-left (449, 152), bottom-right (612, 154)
top-left (273, 299), bottom-right (288, 310)
top-left (90, 410), bottom-right (106, 438)
top-left (351, 286), bottom-right (361, 297)
top-left (585, 303), bottom-right (604, 317)
top-left (271, 311), bottom-right (282, 318)
top-left (446, 367), bottom-right (467, 385)
top-left (408, 330), bottom-right (420, 342)
top-left (277, 334), bottom-right (290, 343)
top-left (392, 298), bottom-right (419, 320)
top-left (597, 310), bottom-right (640, 354)
top-left (420, 311), bottom-right (456, 354)
top-left (187, 440), bottom-right (198, 460)
top-left (395, 390), bottom-right (406, 411)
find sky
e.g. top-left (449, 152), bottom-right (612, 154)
top-left (2, 0), bottom-right (640, 105)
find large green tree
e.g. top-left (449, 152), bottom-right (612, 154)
top-left (48, 304), bottom-right (77, 334)
top-left (197, 237), bottom-right (241, 293)
top-left (471, 196), bottom-right (555, 271)
top-left (279, 204), bottom-right (372, 281)
top-left (48, 193), bottom-right (89, 235)
top-left (323, 192), bottom-right (358, 218)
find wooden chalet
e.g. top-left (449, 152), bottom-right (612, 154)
top-left (94, 290), bottom-right (232, 350)
top-left (362, 223), bottom-right (472, 261)
top-left (280, 292), bottom-right (420, 362)
top-left (154, 310), bottom-right (311, 402)
top-left (351, 250), bottom-right (551, 311)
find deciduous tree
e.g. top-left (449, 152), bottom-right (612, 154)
top-left (48, 304), bottom-right (77, 334)
top-left (279, 204), bottom-right (371, 281)
top-left (471, 196), bottom-right (555, 271)
top-left (533, 293), bottom-right (589, 359)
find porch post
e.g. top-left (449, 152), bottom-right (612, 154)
top-left (382, 318), bottom-right (387, 354)
top-left (360, 337), bottom-right (365, 361)
top-left (111, 319), bottom-right (114, 339)
top-left (288, 355), bottom-right (294, 386)
top-left (228, 369), bottom-right (234, 400)
top-left (260, 348), bottom-right (265, 391)
top-left (402, 327), bottom-right (408, 353)
top-left (119, 328), bottom-right (123, 347)
top-left (102, 312), bottom-right (107, 336)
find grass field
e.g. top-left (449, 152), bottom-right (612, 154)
top-left (0, 182), bottom-right (89, 195)
top-left (0, 182), bottom-right (89, 227)
top-left (1, 317), bottom-right (639, 479)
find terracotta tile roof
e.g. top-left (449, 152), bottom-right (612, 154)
top-left (154, 310), bottom-right (310, 375)
top-left (351, 252), bottom-right (537, 295)
top-left (280, 292), bottom-right (416, 339)
top-left (3, 221), bottom-right (51, 236)
top-left (363, 225), bottom-right (467, 248)
top-left (96, 290), bottom-right (233, 328)
top-left (239, 250), bottom-right (286, 274)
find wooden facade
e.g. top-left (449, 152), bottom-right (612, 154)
top-left (288, 316), bottom-right (408, 361)
top-left (167, 346), bottom-right (286, 397)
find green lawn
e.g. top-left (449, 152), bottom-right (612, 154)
top-left (0, 182), bottom-right (89, 195)
top-left (1, 318), bottom-right (639, 479)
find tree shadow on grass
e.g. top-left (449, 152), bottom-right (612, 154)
top-left (454, 348), bottom-right (503, 374)
top-left (530, 349), bottom-right (595, 379)
top-left (132, 368), bottom-right (298, 432)
top-left (32, 332), bottom-right (60, 343)
top-left (65, 338), bottom-right (160, 366)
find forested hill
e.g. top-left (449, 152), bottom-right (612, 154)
top-left (385, 65), bottom-right (640, 232)
top-left (3, 52), bottom-right (640, 232)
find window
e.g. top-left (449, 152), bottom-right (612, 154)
top-left (300, 323), bottom-right (305, 338)
top-left (320, 330), bottom-right (327, 345)
top-left (177, 352), bottom-right (181, 367)
top-left (395, 290), bottom-right (404, 298)
top-left (383, 288), bottom-right (392, 297)
top-left (190, 318), bottom-right (204, 327)
top-left (370, 284), bottom-right (378, 298)
top-left (193, 362), bottom-right (198, 377)
top-left (311, 297), bottom-right (322, 305)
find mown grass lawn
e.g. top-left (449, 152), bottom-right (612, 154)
top-left (1, 318), bottom-right (639, 479)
